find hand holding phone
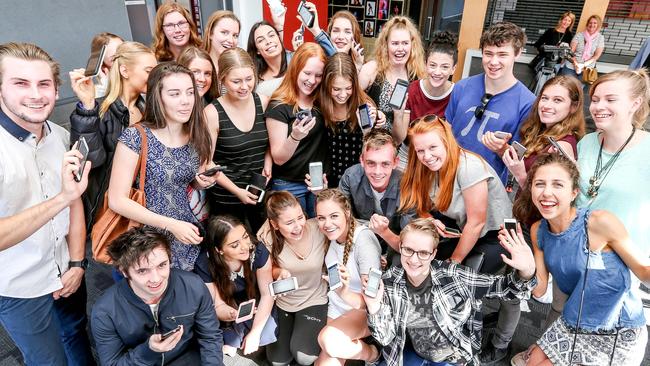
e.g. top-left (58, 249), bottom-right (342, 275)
top-left (511, 141), bottom-right (527, 160)
top-left (199, 165), bottom-right (227, 177)
top-left (297, 1), bottom-right (315, 28)
top-left (388, 79), bottom-right (409, 110)
top-left (269, 277), bottom-right (298, 296)
top-left (327, 263), bottom-right (342, 291)
top-left (84, 45), bottom-right (107, 78)
top-left (364, 268), bottom-right (382, 298)
top-left (358, 104), bottom-right (373, 129)
top-left (504, 219), bottom-right (517, 234)
top-left (160, 325), bottom-right (182, 341)
top-left (309, 162), bottom-right (324, 190)
top-left (74, 137), bottom-right (90, 182)
top-left (494, 131), bottom-right (510, 139)
top-left (547, 136), bottom-right (568, 157)
top-left (235, 299), bottom-right (256, 323)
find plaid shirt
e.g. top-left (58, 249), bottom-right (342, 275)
top-left (367, 260), bottom-right (536, 366)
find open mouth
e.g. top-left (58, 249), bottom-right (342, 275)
top-left (24, 103), bottom-right (47, 110)
top-left (593, 113), bottom-right (612, 119)
top-left (393, 52), bottom-right (407, 61)
top-left (265, 44), bottom-right (278, 53)
top-left (538, 200), bottom-right (558, 210)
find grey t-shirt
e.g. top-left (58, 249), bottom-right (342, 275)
top-left (429, 152), bottom-right (511, 236)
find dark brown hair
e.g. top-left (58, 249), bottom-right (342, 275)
top-left (108, 227), bottom-right (171, 273)
top-left (265, 191), bottom-right (303, 266)
top-left (427, 31), bottom-right (458, 65)
top-left (247, 21), bottom-right (288, 80)
top-left (177, 46), bottom-right (219, 101)
top-left (480, 21), bottom-right (526, 54)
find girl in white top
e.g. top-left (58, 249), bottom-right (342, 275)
top-left (315, 189), bottom-right (381, 365)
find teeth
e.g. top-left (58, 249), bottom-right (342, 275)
top-left (326, 228), bottom-right (337, 233)
top-left (25, 104), bottom-right (45, 108)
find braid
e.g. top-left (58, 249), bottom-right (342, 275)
top-left (343, 219), bottom-right (356, 265)
top-left (315, 189), bottom-right (358, 265)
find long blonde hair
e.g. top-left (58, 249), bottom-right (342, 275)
top-left (217, 47), bottom-right (257, 89)
top-left (372, 16), bottom-right (426, 82)
top-left (590, 69), bottom-right (650, 129)
top-left (203, 11), bottom-right (241, 56)
top-left (100, 42), bottom-right (153, 117)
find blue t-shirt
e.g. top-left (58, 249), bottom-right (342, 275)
top-left (193, 242), bottom-right (270, 304)
top-left (445, 74), bottom-right (535, 183)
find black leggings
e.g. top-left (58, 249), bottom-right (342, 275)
top-left (266, 304), bottom-right (328, 366)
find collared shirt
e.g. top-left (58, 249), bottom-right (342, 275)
top-left (0, 108), bottom-right (71, 298)
top-left (338, 163), bottom-right (402, 221)
top-left (367, 261), bottom-right (536, 366)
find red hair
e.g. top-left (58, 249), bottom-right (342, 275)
top-left (270, 43), bottom-right (327, 111)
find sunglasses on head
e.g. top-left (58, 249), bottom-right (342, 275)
top-left (474, 93), bottom-right (494, 120)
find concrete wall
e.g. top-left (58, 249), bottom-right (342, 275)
top-left (604, 16), bottom-right (650, 57)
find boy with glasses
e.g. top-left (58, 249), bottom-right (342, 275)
top-left (445, 21), bottom-right (535, 185)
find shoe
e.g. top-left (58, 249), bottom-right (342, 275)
top-left (480, 341), bottom-right (508, 365)
top-left (510, 350), bottom-right (530, 366)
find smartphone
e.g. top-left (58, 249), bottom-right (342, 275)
top-left (443, 227), bottom-right (461, 236)
top-left (358, 104), bottom-right (373, 129)
top-left (266, 0), bottom-right (286, 17)
top-left (512, 141), bottom-right (527, 160)
top-left (327, 263), bottom-right (342, 291)
top-left (494, 131), bottom-right (509, 139)
top-left (246, 172), bottom-right (267, 203)
top-left (297, 1), bottom-right (315, 28)
top-left (269, 277), bottom-right (299, 296)
top-left (309, 162), bottom-right (323, 190)
top-left (84, 45), bottom-right (106, 78)
top-left (160, 325), bottom-right (182, 341)
top-left (547, 136), bottom-right (568, 157)
top-left (296, 108), bottom-right (312, 122)
top-left (235, 299), bottom-right (256, 324)
top-left (199, 165), bottom-right (227, 177)
top-left (364, 268), bottom-right (382, 298)
top-left (388, 79), bottom-right (409, 109)
top-left (74, 137), bottom-right (89, 182)
top-left (504, 218), bottom-right (517, 233)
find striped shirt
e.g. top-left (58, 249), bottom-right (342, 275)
top-left (208, 93), bottom-right (269, 206)
top-left (367, 261), bottom-right (536, 366)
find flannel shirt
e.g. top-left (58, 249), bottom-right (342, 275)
top-left (367, 260), bottom-right (536, 366)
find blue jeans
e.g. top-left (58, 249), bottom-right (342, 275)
top-left (0, 281), bottom-right (95, 366)
top-left (271, 178), bottom-right (316, 218)
top-left (403, 347), bottom-right (455, 366)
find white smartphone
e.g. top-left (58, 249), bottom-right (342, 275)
top-left (235, 299), bottom-right (256, 324)
top-left (327, 263), bottom-right (342, 291)
top-left (364, 268), bottom-right (382, 298)
top-left (309, 162), bottom-right (323, 190)
top-left (512, 141), bottom-right (527, 160)
top-left (297, 1), bottom-right (315, 28)
top-left (266, 0), bottom-right (286, 16)
top-left (269, 277), bottom-right (299, 296)
top-left (494, 131), bottom-right (509, 139)
top-left (74, 137), bottom-right (90, 182)
top-left (504, 218), bottom-right (517, 233)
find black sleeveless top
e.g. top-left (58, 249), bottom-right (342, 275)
top-left (207, 93), bottom-right (269, 206)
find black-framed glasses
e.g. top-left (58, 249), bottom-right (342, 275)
top-left (162, 21), bottom-right (190, 31)
top-left (400, 245), bottom-right (434, 260)
top-left (474, 93), bottom-right (494, 120)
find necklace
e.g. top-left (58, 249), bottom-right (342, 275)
top-left (587, 128), bottom-right (636, 198)
top-left (285, 227), bottom-right (313, 260)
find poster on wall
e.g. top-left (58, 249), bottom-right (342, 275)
top-left (329, 0), bottom-right (403, 38)
top-left (365, 1), bottom-right (376, 18)
top-left (350, 0), bottom-right (364, 6)
top-left (364, 20), bottom-right (375, 37)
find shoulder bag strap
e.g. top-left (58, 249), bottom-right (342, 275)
top-left (133, 124), bottom-right (148, 190)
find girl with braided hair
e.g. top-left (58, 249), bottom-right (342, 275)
top-left (314, 189), bottom-right (382, 365)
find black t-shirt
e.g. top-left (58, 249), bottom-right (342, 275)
top-left (265, 102), bottom-right (328, 182)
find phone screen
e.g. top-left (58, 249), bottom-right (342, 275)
top-left (74, 137), bottom-right (89, 182)
top-left (365, 270), bottom-right (381, 297)
top-left (84, 45), bottom-right (106, 77)
top-left (504, 219), bottom-right (517, 233)
top-left (309, 162), bottom-right (323, 188)
top-left (388, 81), bottom-right (408, 109)
top-left (358, 104), bottom-right (372, 129)
top-left (298, 3), bottom-right (314, 27)
top-left (327, 264), bottom-right (341, 289)
top-left (272, 278), bottom-right (297, 295)
top-left (238, 301), bottom-right (254, 318)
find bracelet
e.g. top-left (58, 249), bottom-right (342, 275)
top-left (289, 134), bottom-right (301, 142)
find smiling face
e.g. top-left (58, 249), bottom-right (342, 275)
top-left (220, 224), bottom-right (253, 263)
top-left (272, 204), bottom-right (307, 242)
top-left (330, 75), bottom-right (353, 105)
top-left (388, 28), bottom-right (411, 66)
top-left (589, 79), bottom-right (641, 132)
top-left (222, 66), bottom-right (255, 100)
top-left (125, 246), bottom-right (170, 303)
top-left (586, 17), bottom-right (600, 34)
top-left (330, 17), bottom-right (355, 53)
top-left (188, 57), bottom-right (213, 97)
top-left (412, 130), bottom-right (448, 172)
top-left (316, 199), bottom-right (349, 243)
top-left (560, 16), bottom-right (573, 30)
top-left (531, 163), bottom-right (577, 221)
top-left (210, 18), bottom-right (240, 57)
top-left (481, 42), bottom-right (519, 82)
top-left (400, 230), bottom-right (435, 279)
top-left (254, 24), bottom-right (282, 60)
top-left (297, 56), bottom-right (325, 97)
top-left (426, 52), bottom-right (455, 89)
top-left (162, 11), bottom-right (191, 49)
top-left (161, 73), bottom-right (195, 125)
top-left (538, 84), bottom-right (575, 127)
top-left (360, 144), bottom-right (398, 192)
top-left (0, 57), bottom-right (57, 127)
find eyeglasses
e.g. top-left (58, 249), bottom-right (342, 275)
top-left (400, 245), bottom-right (434, 260)
top-left (162, 21), bottom-right (190, 31)
top-left (474, 93), bottom-right (494, 120)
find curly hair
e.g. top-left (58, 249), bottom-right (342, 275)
top-left (372, 16), bottom-right (427, 82)
top-left (480, 21), bottom-right (526, 54)
top-left (151, 3), bottom-right (202, 61)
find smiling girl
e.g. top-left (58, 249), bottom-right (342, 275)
top-left (152, 3), bottom-right (202, 61)
top-left (204, 11), bottom-right (240, 71)
top-left (247, 20), bottom-right (293, 97)
top-left (177, 46), bottom-right (218, 104)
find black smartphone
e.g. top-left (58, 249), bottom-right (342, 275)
top-left (160, 325), bottom-right (182, 341)
top-left (327, 263), bottom-right (342, 291)
top-left (296, 108), bottom-right (312, 122)
top-left (297, 1), bottom-right (315, 28)
top-left (358, 104), bottom-right (372, 129)
top-left (246, 172), bottom-right (266, 203)
top-left (74, 137), bottom-right (89, 182)
top-left (84, 45), bottom-right (106, 78)
top-left (547, 136), bottom-right (568, 157)
top-left (388, 79), bottom-right (409, 109)
top-left (199, 165), bottom-right (227, 177)
top-left (443, 227), bottom-right (461, 236)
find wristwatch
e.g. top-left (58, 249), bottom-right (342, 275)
top-left (69, 258), bottom-right (89, 270)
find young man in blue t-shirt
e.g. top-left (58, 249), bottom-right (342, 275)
top-left (446, 21), bottom-right (535, 184)
top-left (445, 22), bottom-right (535, 365)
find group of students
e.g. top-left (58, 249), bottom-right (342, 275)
top-left (1, 2), bottom-right (650, 366)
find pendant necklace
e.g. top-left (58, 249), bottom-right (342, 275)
top-left (587, 128), bottom-right (636, 199)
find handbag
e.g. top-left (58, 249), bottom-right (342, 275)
top-left (91, 124), bottom-right (148, 263)
top-left (462, 249), bottom-right (485, 272)
top-left (187, 185), bottom-right (210, 223)
top-left (582, 66), bottom-right (598, 84)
